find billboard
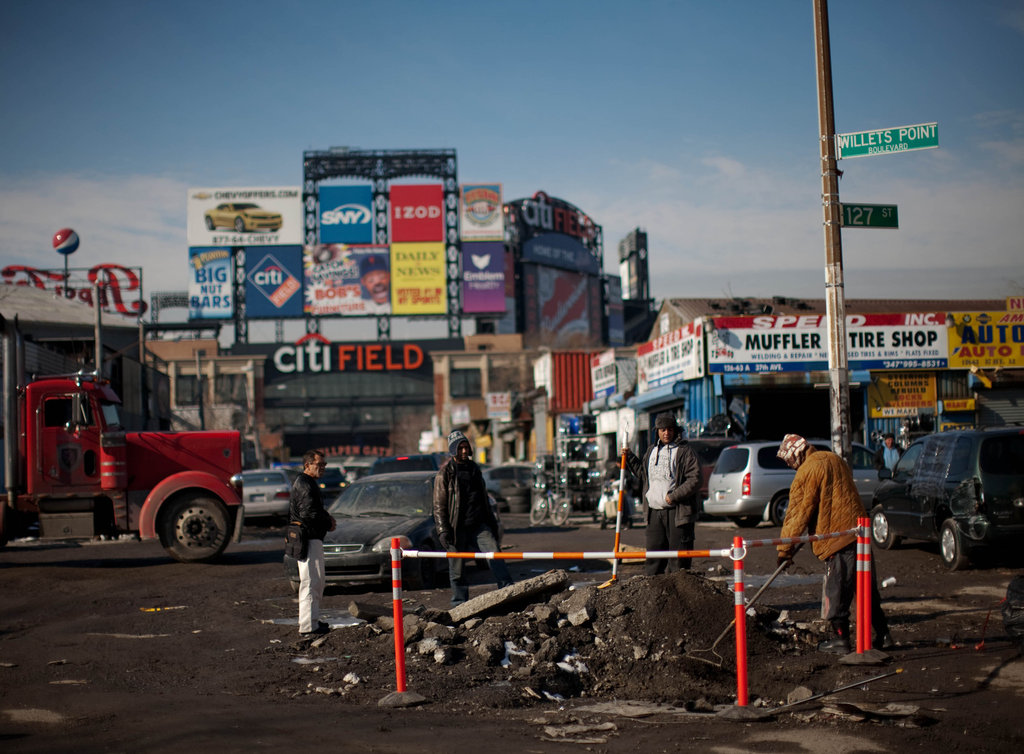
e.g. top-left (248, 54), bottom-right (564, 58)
top-left (188, 247), bottom-right (233, 320)
top-left (391, 242), bottom-right (446, 314)
top-left (187, 187), bottom-right (302, 246)
top-left (461, 241), bottom-right (505, 313)
top-left (319, 185), bottom-right (374, 244)
top-left (637, 320), bottom-right (704, 391)
top-left (707, 313), bottom-right (948, 373)
top-left (460, 184), bottom-right (503, 241)
top-left (522, 265), bottom-right (602, 349)
top-left (867, 372), bottom-right (937, 418)
top-left (303, 244), bottom-right (391, 316)
top-left (390, 184), bottom-right (444, 242)
top-left (948, 311), bottom-right (1024, 369)
top-left (591, 349), bottom-right (617, 399)
top-left (522, 233), bottom-right (601, 275)
top-left (244, 246), bottom-right (304, 318)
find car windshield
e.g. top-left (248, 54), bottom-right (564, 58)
top-left (979, 434), bottom-right (1024, 475)
top-left (329, 477), bottom-right (433, 517)
top-left (714, 447), bottom-right (749, 474)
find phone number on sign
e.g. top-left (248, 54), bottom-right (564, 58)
top-left (881, 359), bottom-right (944, 369)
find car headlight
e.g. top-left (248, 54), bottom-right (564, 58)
top-left (372, 535), bottom-right (411, 553)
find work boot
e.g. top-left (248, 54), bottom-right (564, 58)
top-left (817, 622), bottom-right (851, 654)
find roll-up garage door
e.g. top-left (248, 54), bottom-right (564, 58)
top-left (978, 389), bottom-right (1024, 427)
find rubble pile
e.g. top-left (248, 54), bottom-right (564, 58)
top-left (276, 570), bottom-right (816, 710)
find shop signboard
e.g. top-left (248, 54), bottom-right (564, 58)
top-left (637, 320), bottom-right (704, 391)
top-left (486, 392), bottom-right (511, 421)
top-left (188, 247), bottom-right (233, 320)
top-left (948, 311), bottom-right (1024, 369)
top-left (590, 349), bottom-right (617, 399)
top-left (867, 372), bottom-right (937, 418)
top-left (708, 313), bottom-right (948, 373)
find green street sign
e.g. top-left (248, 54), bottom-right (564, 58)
top-left (835, 122), bottom-right (938, 159)
top-left (841, 203), bottom-right (898, 229)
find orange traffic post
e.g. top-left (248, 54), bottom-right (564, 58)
top-left (857, 517), bottom-right (873, 652)
top-left (390, 537), bottom-right (407, 692)
top-left (609, 448), bottom-right (628, 581)
top-left (732, 535), bottom-right (748, 706)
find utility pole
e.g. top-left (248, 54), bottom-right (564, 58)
top-left (813, 0), bottom-right (851, 461)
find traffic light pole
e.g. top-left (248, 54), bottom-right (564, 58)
top-left (813, 0), bottom-right (851, 461)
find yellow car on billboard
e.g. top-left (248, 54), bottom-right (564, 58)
top-left (204, 203), bottom-right (283, 233)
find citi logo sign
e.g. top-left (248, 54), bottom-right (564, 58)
top-left (247, 253), bottom-right (300, 307)
top-left (322, 204), bottom-right (372, 225)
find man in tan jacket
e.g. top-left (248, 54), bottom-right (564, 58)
top-left (776, 434), bottom-right (892, 654)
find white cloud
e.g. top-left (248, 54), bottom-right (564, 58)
top-left (0, 173), bottom-right (190, 295)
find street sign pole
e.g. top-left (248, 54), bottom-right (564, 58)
top-left (814, 0), bottom-right (852, 462)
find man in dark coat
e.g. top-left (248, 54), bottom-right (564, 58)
top-left (623, 413), bottom-right (701, 574)
top-left (289, 450), bottom-right (336, 636)
top-left (433, 431), bottom-right (513, 606)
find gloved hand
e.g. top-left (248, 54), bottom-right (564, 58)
top-left (439, 532), bottom-right (455, 552)
top-left (777, 552), bottom-right (793, 569)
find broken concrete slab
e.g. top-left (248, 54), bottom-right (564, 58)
top-left (447, 569), bottom-right (570, 623)
top-left (348, 600), bottom-right (392, 621)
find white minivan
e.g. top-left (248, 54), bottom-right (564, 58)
top-left (703, 441), bottom-right (882, 527)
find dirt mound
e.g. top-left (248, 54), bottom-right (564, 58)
top-left (272, 570), bottom-right (815, 709)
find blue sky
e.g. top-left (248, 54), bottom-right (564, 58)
top-left (2, 0), bottom-right (1022, 336)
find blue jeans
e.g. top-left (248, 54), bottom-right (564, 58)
top-left (449, 523), bottom-right (513, 606)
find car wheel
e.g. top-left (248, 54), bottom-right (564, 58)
top-left (870, 505), bottom-right (901, 550)
top-left (204, 216), bottom-right (215, 230)
top-left (730, 516), bottom-right (760, 528)
top-left (768, 493), bottom-right (790, 526)
top-left (159, 495), bottom-right (230, 563)
top-left (234, 217), bottom-right (246, 233)
top-left (940, 518), bottom-right (969, 571)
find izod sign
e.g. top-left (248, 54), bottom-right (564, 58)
top-left (390, 184), bottom-right (444, 242)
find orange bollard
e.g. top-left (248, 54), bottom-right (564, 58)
top-left (733, 536), bottom-right (748, 706)
top-left (391, 537), bottom-right (407, 692)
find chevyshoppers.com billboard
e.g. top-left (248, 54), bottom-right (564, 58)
top-left (187, 187), bottom-right (303, 246)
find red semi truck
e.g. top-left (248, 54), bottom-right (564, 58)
top-left (2, 323), bottom-right (244, 562)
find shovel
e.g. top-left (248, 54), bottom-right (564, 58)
top-left (686, 544), bottom-right (801, 667)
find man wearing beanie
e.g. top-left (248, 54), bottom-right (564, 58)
top-left (622, 412), bottom-right (701, 574)
top-left (433, 430), bottom-right (513, 606)
top-left (776, 433), bottom-right (893, 654)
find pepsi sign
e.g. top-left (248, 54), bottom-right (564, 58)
top-left (319, 185), bottom-right (373, 243)
top-left (244, 246), bottom-right (304, 318)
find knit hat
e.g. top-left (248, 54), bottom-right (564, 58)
top-left (777, 434), bottom-right (810, 468)
top-left (448, 430), bottom-right (470, 456)
top-left (654, 412), bottom-right (678, 430)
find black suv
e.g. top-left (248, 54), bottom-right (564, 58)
top-left (870, 428), bottom-right (1024, 569)
top-left (366, 453), bottom-right (446, 476)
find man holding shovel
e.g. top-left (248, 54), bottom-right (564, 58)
top-left (775, 434), bottom-right (893, 654)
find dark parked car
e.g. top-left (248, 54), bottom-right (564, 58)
top-left (317, 465), bottom-right (349, 495)
top-left (870, 428), bottom-right (1024, 570)
top-left (283, 470), bottom-right (503, 591)
top-left (366, 453), bottom-right (445, 476)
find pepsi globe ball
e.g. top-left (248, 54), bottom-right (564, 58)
top-left (52, 228), bottom-right (80, 255)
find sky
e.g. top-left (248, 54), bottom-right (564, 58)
top-left (1, 0), bottom-right (1022, 341)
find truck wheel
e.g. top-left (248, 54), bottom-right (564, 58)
top-left (160, 495), bottom-right (230, 563)
top-left (940, 518), bottom-right (969, 571)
